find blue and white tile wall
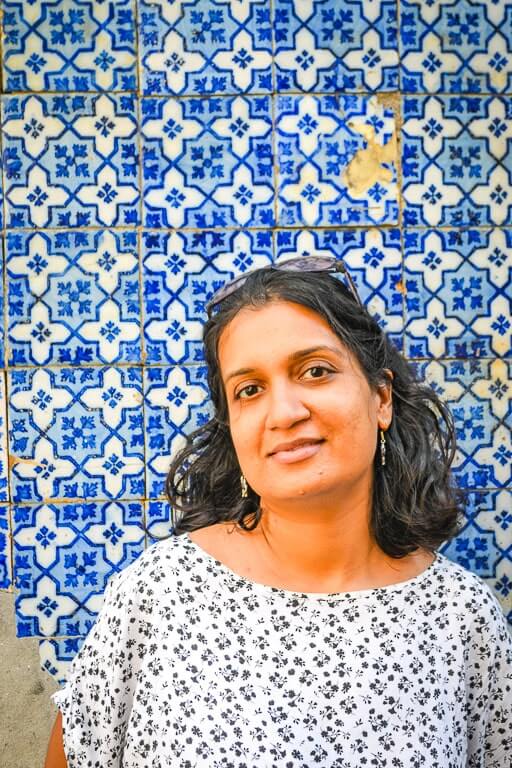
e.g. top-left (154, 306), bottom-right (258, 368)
top-left (0, 0), bottom-right (510, 682)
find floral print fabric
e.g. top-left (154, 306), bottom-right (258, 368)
top-left (52, 534), bottom-right (512, 767)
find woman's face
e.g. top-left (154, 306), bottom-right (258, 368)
top-left (218, 300), bottom-right (393, 508)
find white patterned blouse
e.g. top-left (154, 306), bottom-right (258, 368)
top-left (52, 534), bottom-right (512, 767)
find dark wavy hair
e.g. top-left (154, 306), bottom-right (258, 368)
top-left (165, 268), bottom-right (464, 558)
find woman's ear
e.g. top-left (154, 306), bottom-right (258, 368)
top-left (377, 369), bottom-right (393, 429)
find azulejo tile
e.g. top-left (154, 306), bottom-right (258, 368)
top-left (13, 500), bottom-right (145, 636)
top-left (145, 499), bottom-right (174, 539)
top-left (0, 373), bottom-right (8, 503)
top-left (6, 230), bottom-right (141, 366)
top-left (417, 359), bottom-right (512, 490)
top-left (0, 506), bottom-right (11, 589)
top-left (277, 94), bottom-right (398, 226)
top-left (142, 95), bottom-right (273, 228)
top-left (139, 0), bottom-right (272, 95)
top-left (8, 367), bottom-right (145, 503)
top-left (40, 637), bottom-right (86, 685)
top-left (400, 0), bottom-right (512, 93)
top-left (402, 95), bottom-right (512, 226)
top-left (142, 229), bottom-right (273, 363)
top-left (2, 94), bottom-right (140, 227)
top-left (2, 0), bottom-right (136, 91)
top-left (144, 366), bottom-right (211, 498)
top-left (441, 490), bottom-right (512, 619)
top-left (0, 167), bottom-right (3, 230)
top-left (0, 242), bottom-right (4, 364)
top-left (404, 229), bottom-right (512, 358)
top-left (274, 0), bottom-right (398, 92)
top-left (275, 228), bottom-right (403, 347)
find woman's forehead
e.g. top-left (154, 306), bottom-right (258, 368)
top-left (217, 300), bottom-right (350, 371)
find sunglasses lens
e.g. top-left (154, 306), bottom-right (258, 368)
top-left (277, 256), bottom-right (340, 272)
top-left (207, 256), bottom-right (360, 317)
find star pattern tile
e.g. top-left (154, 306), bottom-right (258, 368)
top-left (2, 0), bottom-right (137, 92)
top-left (13, 500), bottom-right (145, 636)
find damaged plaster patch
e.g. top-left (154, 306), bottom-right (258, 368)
top-left (343, 123), bottom-right (397, 197)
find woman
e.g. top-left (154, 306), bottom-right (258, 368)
top-left (46, 257), bottom-right (512, 767)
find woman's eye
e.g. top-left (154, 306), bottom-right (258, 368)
top-left (302, 365), bottom-right (333, 379)
top-left (235, 384), bottom-right (261, 400)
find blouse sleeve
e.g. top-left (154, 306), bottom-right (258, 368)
top-left (51, 571), bottom-right (135, 768)
top-left (466, 584), bottom-right (512, 768)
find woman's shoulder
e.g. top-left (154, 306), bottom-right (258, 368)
top-left (107, 533), bottom-right (199, 595)
top-left (434, 554), bottom-right (511, 641)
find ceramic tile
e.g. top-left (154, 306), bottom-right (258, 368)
top-left (275, 228), bottom-right (403, 347)
top-left (2, 0), bottom-right (137, 91)
top-left (13, 500), bottom-right (145, 637)
top-left (144, 366), bottom-right (211, 498)
top-left (40, 637), bottom-right (86, 684)
top-left (8, 367), bottom-right (145, 502)
top-left (404, 229), bottom-right (512, 358)
top-left (417, 359), bottom-right (512, 490)
top-left (400, 0), bottom-right (512, 93)
top-left (6, 230), bottom-right (141, 366)
top-left (0, 373), bottom-right (8, 503)
top-left (142, 229), bottom-right (273, 363)
top-left (139, 0), bottom-right (272, 96)
top-left (402, 95), bottom-right (512, 226)
top-left (274, 0), bottom-right (398, 93)
top-left (142, 95), bottom-right (273, 228)
top-left (0, 506), bottom-right (11, 589)
top-left (0, 243), bottom-right (4, 364)
top-left (277, 94), bottom-right (398, 226)
top-left (2, 94), bottom-right (140, 227)
top-left (0, 164), bottom-right (3, 230)
top-left (441, 490), bottom-right (511, 620)
top-left (145, 499), bottom-right (174, 539)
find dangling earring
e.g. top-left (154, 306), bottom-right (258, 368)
top-left (240, 474), bottom-right (248, 498)
top-left (380, 429), bottom-right (386, 466)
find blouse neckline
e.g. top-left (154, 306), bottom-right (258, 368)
top-left (184, 534), bottom-right (442, 601)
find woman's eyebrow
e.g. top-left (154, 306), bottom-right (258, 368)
top-left (224, 346), bottom-right (344, 383)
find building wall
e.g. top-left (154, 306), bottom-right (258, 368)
top-left (0, 1), bottom-right (511, 763)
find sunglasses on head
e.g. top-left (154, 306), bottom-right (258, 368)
top-left (206, 256), bottom-right (363, 319)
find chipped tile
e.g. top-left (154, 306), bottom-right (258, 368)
top-left (277, 94), bottom-right (398, 226)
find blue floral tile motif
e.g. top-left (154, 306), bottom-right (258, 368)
top-left (400, 0), bottom-right (512, 93)
top-left (0, 506), bottom-right (11, 589)
top-left (0, 167), bottom-right (3, 230)
top-left (2, 0), bottom-right (136, 91)
top-left (0, 374), bottom-right (8, 503)
top-left (404, 229), bottom-right (512, 359)
top-left (418, 359), bottom-right (512, 490)
top-left (441, 491), bottom-right (512, 620)
top-left (139, 0), bottom-right (272, 95)
top-left (145, 499), bottom-right (174, 539)
top-left (275, 228), bottom-right (403, 347)
top-left (142, 95), bottom-right (273, 228)
top-left (40, 637), bottom-right (86, 685)
top-left (6, 230), bottom-right (141, 366)
top-left (274, 0), bottom-right (398, 92)
top-left (142, 229), bottom-right (273, 363)
top-left (13, 500), bottom-right (145, 637)
top-left (277, 94), bottom-right (398, 226)
top-left (145, 366), bottom-right (212, 498)
top-left (8, 367), bottom-right (145, 503)
top-left (0, 243), bottom-right (4, 364)
top-left (2, 94), bottom-right (139, 227)
top-left (402, 95), bottom-right (512, 226)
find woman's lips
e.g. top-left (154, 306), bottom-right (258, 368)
top-left (269, 440), bottom-right (324, 464)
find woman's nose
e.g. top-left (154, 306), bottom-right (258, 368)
top-left (265, 383), bottom-right (310, 430)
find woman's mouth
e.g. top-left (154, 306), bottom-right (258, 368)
top-left (269, 440), bottom-right (324, 464)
